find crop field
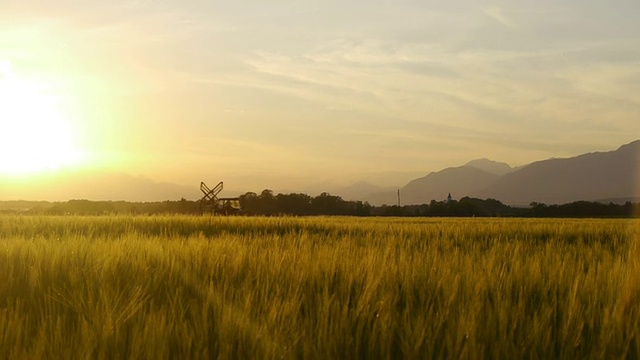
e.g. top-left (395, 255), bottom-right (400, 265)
top-left (0, 215), bottom-right (639, 359)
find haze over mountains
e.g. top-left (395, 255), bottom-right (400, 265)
top-left (475, 140), bottom-right (640, 205)
top-left (0, 172), bottom-right (202, 202)
top-left (347, 140), bottom-right (640, 206)
top-left (1, 140), bottom-right (638, 206)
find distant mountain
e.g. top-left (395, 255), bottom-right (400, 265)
top-left (474, 140), bottom-right (640, 205)
top-left (367, 190), bottom-right (401, 206)
top-left (382, 140), bottom-right (640, 207)
top-left (464, 158), bottom-right (514, 176)
top-left (400, 166), bottom-right (500, 205)
top-left (328, 181), bottom-right (401, 206)
top-left (0, 171), bottom-right (202, 202)
top-left (335, 181), bottom-right (394, 202)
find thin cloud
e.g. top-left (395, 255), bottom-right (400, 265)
top-left (482, 6), bottom-right (518, 29)
top-left (3, 1), bottom-right (635, 191)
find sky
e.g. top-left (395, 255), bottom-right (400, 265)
top-left (0, 0), bottom-right (639, 199)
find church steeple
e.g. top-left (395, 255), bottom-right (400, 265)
top-left (447, 193), bottom-right (452, 203)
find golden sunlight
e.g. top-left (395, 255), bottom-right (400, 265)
top-left (0, 61), bottom-right (84, 175)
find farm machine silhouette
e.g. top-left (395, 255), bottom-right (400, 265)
top-left (199, 181), bottom-right (242, 215)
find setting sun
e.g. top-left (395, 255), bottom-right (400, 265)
top-left (0, 61), bottom-right (83, 175)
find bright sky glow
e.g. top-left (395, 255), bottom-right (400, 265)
top-left (0, 60), bottom-right (84, 175)
top-left (0, 0), bottom-right (638, 197)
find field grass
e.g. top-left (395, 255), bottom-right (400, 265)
top-left (0, 215), bottom-right (639, 358)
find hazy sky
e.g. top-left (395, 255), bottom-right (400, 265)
top-left (1, 0), bottom-right (639, 194)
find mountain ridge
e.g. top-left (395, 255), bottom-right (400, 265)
top-left (341, 140), bottom-right (640, 206)
top-left (464, 158), bottom-right (514, 176)
top-left (400, 166), bottom-right (500, 205)
top-left (474, 140), bottom-right (640, 205)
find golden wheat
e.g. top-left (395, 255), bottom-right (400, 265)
top-left (0, 215), bottom-right (638, 358)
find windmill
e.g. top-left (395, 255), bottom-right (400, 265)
top-left (199, 181), bottom-right (241, 215)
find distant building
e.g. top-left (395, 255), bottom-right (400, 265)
top-left (447, 193), bottom-right (452, 203)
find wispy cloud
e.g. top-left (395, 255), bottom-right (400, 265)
top-left (482, 6), bottom-right (518, 29)
top-left (4, 1), bottom-right (637, 188)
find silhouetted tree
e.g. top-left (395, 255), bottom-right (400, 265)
top-left (47, 200), bottom-right (115, 215)
top-left (239, 192), bottom-right (259, 215)
top-left (311, 193), bottom-right (346, 215)
top-left (276, 193), bottom-right (313, 215)
top-left (259, 189), bottom-right (277, 215)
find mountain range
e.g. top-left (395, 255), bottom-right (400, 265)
top-left (1, 141), bottom-right (638, 206)
top-left (343, 140), bottom-right (640, 206)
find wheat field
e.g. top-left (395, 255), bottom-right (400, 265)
top-left (0, 215), bottom-right (638, 359)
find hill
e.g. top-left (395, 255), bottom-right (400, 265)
top-left (400, 166), bottom-right (500, 205)
top-left (474, 140), bottom-right (640, 205)
top-left (464, 158), bottom-right (514, 176)
top-left (389, 140), bottom-right (639, 206)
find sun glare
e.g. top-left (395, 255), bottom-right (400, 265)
top-left (0, 61), bottom-right (84, 176)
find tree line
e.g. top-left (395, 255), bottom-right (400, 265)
top-left (239, 190), bottom-right (371, 216)
top-left (7, 191), bottom-right (638, 218)
top-left (374, 198), bottom-right (637, 218)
